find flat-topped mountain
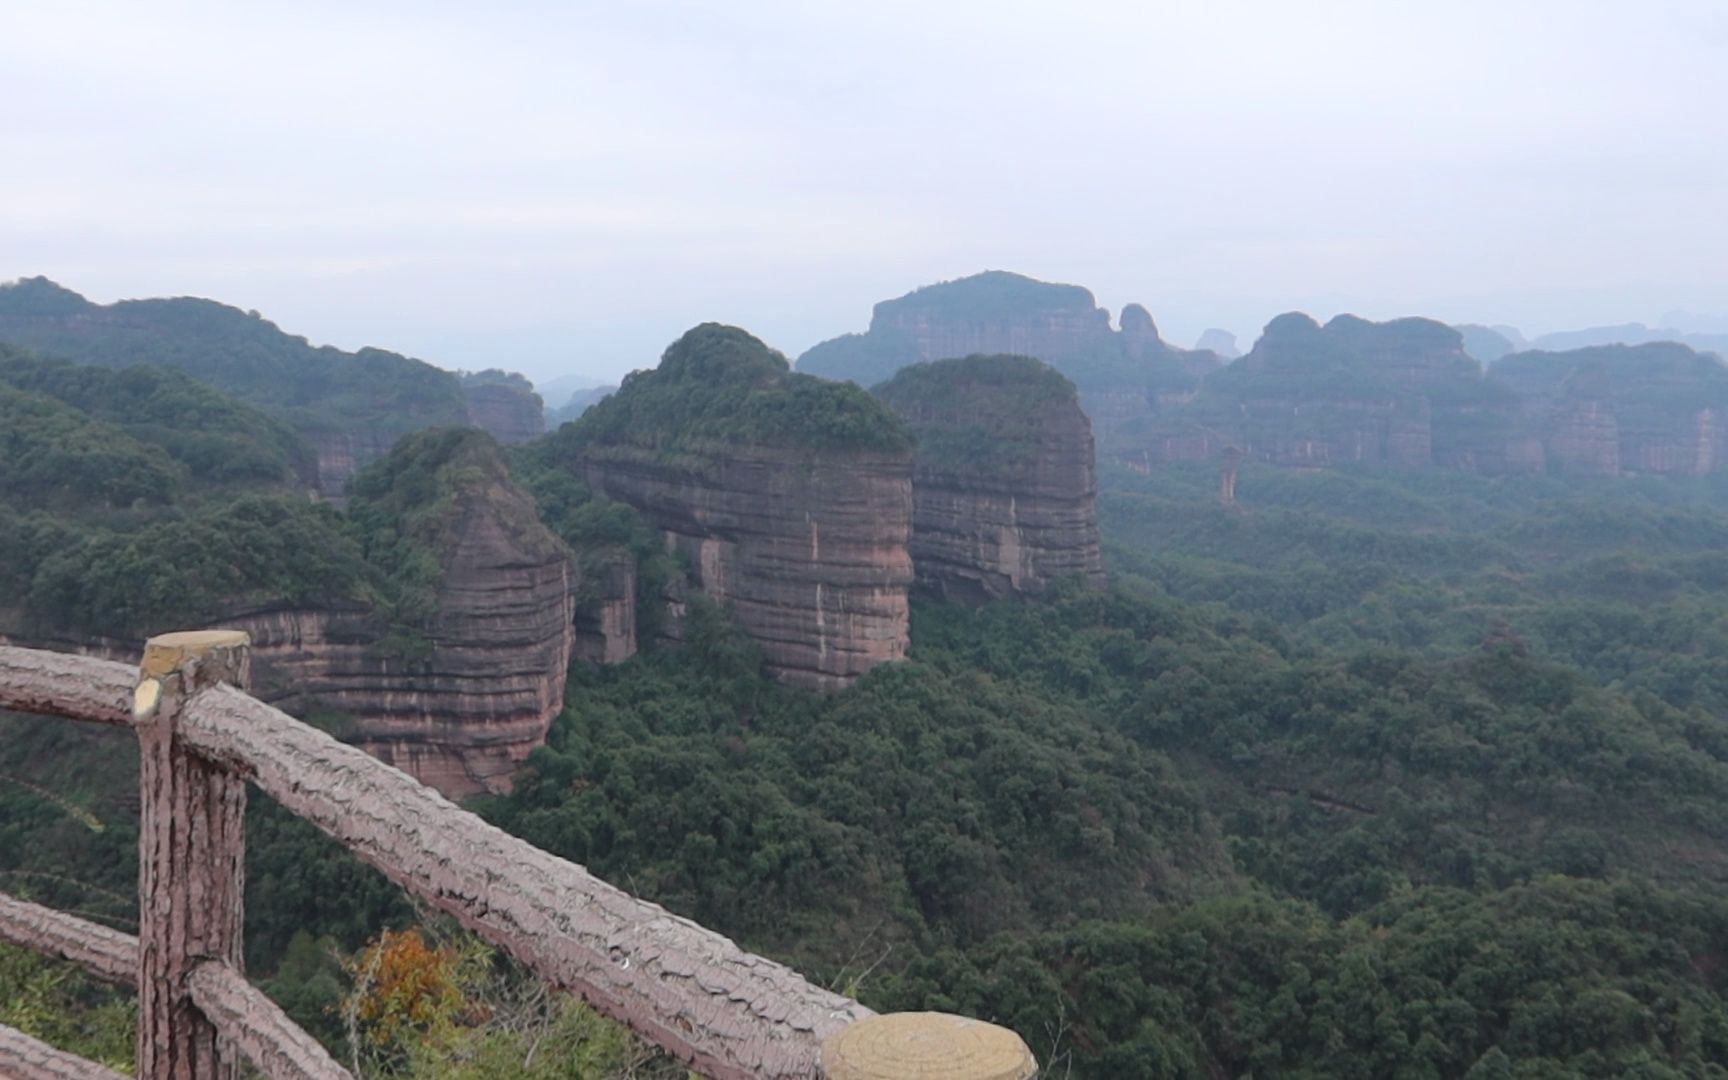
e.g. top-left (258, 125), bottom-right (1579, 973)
top-left (798, 270), bottom-right (1220, 445)
top-left (554, 323), bottom-right (916, 689)
top-left (0, 277), bottom-right (540, 493)
top-left (875, 355), bottom-right (1104, 601)
top-left (1117, 313), bottom-right (1539, 475)
top-left (459, 369), bottom-right (544, 445)
top-left (1494, 342), bottom-right (1728, 475)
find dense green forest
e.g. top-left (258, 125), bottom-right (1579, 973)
top-left (10, 358), bottom-right (1728, 1074)
top-left (0, 277), bottom-right (469, 438)
top-left (562, 322), bottom-right (912, 457)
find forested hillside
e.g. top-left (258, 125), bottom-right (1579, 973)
top-left (0, 278), bottom-right (467, 437)
top-left (11, 437), bottom-right (1728, 1075)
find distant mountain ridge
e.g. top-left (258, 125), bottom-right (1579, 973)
top-left (802, 271), bottom-right (1728, 481)
top-left (797, 270), bottom-right (1222, 445)
top-left (0, 277), bottom-right (543, 494)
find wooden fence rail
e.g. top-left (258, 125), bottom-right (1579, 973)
top-left (0, 634), bottom-right (1037, 1080)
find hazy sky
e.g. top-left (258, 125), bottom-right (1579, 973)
top-left (4, 1), bottom-right (1726, 385)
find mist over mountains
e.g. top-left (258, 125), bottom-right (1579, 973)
top-left (10, 267), bottom-right (1728, 1076)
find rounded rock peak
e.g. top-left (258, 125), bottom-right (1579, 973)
top-left (1119, 303), bottom-right (1158, 337)
top-left (1263, 311), bottom-right (1322, 338)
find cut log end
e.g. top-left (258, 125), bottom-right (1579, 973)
top-left (141, 629), bottom-right (252, 680)
top-left (819, 1012), bottom-right (1037, 1080)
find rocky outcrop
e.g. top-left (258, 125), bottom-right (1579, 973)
top-left (876, 356), bottom-right (1103, 602)
top-left (1493, 343), bottom-right (1728, 476)
top-left (304, 428), bottom-right (401, 499)
top-left (556, 324), bottom-right (915, 690)
top-left (1116, 313), bottom-right (1543, 475)
top-left (323, 428), bottom-right (577, 795)
top-left (461, 372), bottom-right (545, 445)
top-left (578, 446), bottom-right (912, 688)
top-left (573, 555), bottom-right (637, 664)
top-left (796, 271), bottom-right (1219, 451)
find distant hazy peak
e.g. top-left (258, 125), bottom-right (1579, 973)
top-left (0, 276), bottom-right (96, 316)
top-left (1196, 328), bottom-right (1240, 359)
top-left (870, 270), bottom-right (1100, 324)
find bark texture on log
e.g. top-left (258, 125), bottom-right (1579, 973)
top-left (0, 892), bottom-right (136, 986)
top-left (0, 1023), bottom-right (128, 1080)
top-left (135, 631), bottom-right (252, 1080)
top-left (179, 683), bottom-right (874, 1080)
top-left (186, 961), bottom-right (353, 1080)
top-left (0, 646), bottom-right (135, 727)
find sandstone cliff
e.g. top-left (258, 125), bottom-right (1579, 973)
top-left (1115, 313), bottom-right (1542, 475)
top-left (1492, 343), bottom-right (1728, 476)
top-left (796, 271), bottom-right (1219, 450)
top-left (875, 356), bottom-right (1103, 602)
top-left (461, 371), bottom-right (545, 445)
top-left (556, 324), bottom-right (915, 690)
top-left (3, 429), bottom-right (579, 799)
top-left (334, 427), bottom-right (577, 794)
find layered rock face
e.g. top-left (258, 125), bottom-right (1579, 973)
top-left (796, 271), bottom-right (1220, 451)
top-left (572, 556), bottom-right (638, 664)
top-left (1493, 343), bottom-right (1728, 476)
top-left (461, 374), bottom-right (545, 445)
top-left (323, 428), bottom-right (577, 795)
top-left (579, 446), bottom-right (913, 688)
top-left (876, 356), bottom-right (1104, 603)
top-left (1116, 313), bottom-right (1542, 475)
top-left (305, 428), bottom-right (401, 499)
top-left (3, 428), bottom-right (579, 800)
top-left (876, 282), bottom-right (1116, 368)
top-left (348, 489), bottom-right (574, 796)
top-left (559, 324), bottom-right (916, 691)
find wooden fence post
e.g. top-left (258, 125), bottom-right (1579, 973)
top-left (819, 1012), bottom-right (1037, 1080)
top-left (133, 630), bottom-right (252, 1080)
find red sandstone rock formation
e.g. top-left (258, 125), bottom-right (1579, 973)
top-left (561, 324), bottom-right (915, 691)
top-left (875, 356), bottom-right (1103, 602)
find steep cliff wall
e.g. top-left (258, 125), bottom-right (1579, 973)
top-left (336, 428), bottom-right (577, 795)
top-left (557, 324), bottom-right (915, 690)
top-left (1493, 343), bottom-right (1728, 476)
top-left (1117, 313), bottom-right (1541, 475)
top-left (304, 428), bottom-right (401, 498)
top-left (796, 271), bottom-right (1219, 450)
top-left (461, 373), bottom-right (545, 445)
top-left (876, 356), bottom-right (1103, 602)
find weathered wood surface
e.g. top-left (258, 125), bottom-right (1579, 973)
top-left (0, 892), bottom-right (136, 985)
top-left (0, 643), bottom-right (885, 1078)
top-left (0, 1023), bottom-right (128, 1080)
top-left (180, 682), bottom-right (874, 1080)
top-left (135, 631), bottom-right (252, 1080)
top-left (821, 1012), bottom-right (1038, 1079)
top-left (186, 961), bottom-right (353, 1080)
top-left (0, 646), bottom-right (135, 727)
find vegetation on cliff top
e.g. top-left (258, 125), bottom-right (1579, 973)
top-left (875, 354), bottom-right (1080, 469)
top-left (873, 270), bottom-right (1099, 321)
top-left (1495, 341), bottom-right (1728, 416)
top-left (346, 426), bottom-right (570, 654)
top-left (0, 345), bottom-right (313, 489)
top-left (0, 277), bottom-right (469, 436)
top-left (561, 323), bottom-right (912, 456)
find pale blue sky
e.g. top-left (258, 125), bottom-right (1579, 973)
top-left (4, 0), bottom-right (1725, 383)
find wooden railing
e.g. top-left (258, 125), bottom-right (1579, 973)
top-left (0, 632), bottom-right (1037, 1080)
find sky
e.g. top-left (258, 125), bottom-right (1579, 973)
top-left (4, 0), bottom-right (1726, 386)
